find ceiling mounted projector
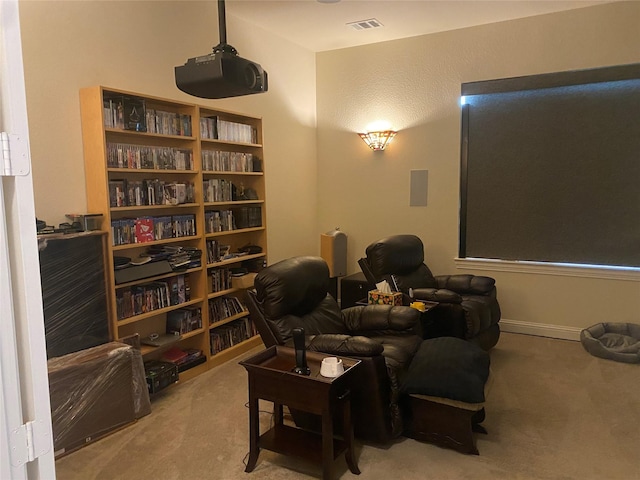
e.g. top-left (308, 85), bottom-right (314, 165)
top-left (175, 0), bottom-right (268, 99)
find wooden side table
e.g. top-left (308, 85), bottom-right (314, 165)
top-left (240, 346), bottom-right (361, 480)
top-left (354, 297), bottom-right (443, 339)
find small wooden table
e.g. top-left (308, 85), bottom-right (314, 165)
top-left (240, 346), bottom-right (361, 480)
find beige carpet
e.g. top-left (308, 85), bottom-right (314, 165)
top-left (54, 333), bottom-right (640, 480)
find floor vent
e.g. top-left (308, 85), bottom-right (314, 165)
top-left (346, 18), bottom-right (384, 31)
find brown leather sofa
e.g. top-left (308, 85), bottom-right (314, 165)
top-left (360, 234), bottom-right (501, 351)
top-left (246, 255), bottom-right (423, 444)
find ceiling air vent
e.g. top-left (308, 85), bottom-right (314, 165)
top-left (347, 18), bottom-right (384, 31)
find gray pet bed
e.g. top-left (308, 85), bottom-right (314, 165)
top-left (580, 322), bottom-right (640, 364)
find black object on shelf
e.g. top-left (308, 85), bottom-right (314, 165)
top-left (177, 354), bottom-right (207, 373)
top-left (144, 360), bottom-right (179, 395)
top-left (140, 333), bottom-right (182, 348)
top-left (114, 260), bottom-right (173, 284)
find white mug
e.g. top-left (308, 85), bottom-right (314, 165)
top-left (320, 357), bottom-right (344, 377)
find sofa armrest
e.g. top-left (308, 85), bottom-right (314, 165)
top-left (434, 274), bottom-right (496, 295)
top-left (341, 305), bottom-right (420, 333)
top-left (412, 287), bottom-right (463, 304)
top-left (285, 333), bottom-right (384, 357)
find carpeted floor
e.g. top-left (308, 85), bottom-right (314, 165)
top-left (54, 333), bottom-right (639, 480)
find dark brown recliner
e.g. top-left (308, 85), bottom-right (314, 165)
top-left (246, 255), bottom-right (423, 444)
top-left (360, 235), bottom-right (501, 351)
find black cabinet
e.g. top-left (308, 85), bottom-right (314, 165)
top-left (38, 231), bottom-right (110, 358)
top-left (340, 272), bottom-right (373, 309)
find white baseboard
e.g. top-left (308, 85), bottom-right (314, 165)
top-left (500, 319), bottom-right (582, 341)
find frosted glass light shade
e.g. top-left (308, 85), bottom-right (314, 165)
top-left (358, 130), bottom-right (396, 151)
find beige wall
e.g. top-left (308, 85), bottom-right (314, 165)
top-left (18, 0), bottom-right (318, 263)
top-left (316, 2), bottom-right (640, 331)
top-left (18, 1), bottom-right (639, 333)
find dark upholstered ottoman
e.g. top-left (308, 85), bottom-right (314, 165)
top-left (400, 337), bottom-right (491, 454)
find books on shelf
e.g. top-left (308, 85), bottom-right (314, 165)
top-left (163, 183), bottom-right (188, 205)
top-left (111, 214), bottom-right (196, 246)
top-left (209, 317), bottom-right (257, 355)
top-left (208, 295), bottom-right (247, 324)
top-left (166, 306), bottom-right (202, 335)
top-left (169, 275), bottom-right (187, 304)
top-left (201, 150), bottom-right (261, 172)
top-left (103, 92), bottom-right (192, 137)
top-left (203, 178), bottom-right (234, 203)
top-left (233, 206), bottom-right (262, 229)
top-left (123, 96), bottom-right (147, 132)
top-left (206, 239), bottom-right (221, 263)
top-left (172, 214), bottom-right (196, 238)
top-left (209, 267), bottom-right (232, 292)
top-left (104, 97), bottom-right (125, 129)
top-left (103, 94), bottom-right (148, 132)
top-left (204, 210), bottom-right (234, 233)
top-left (204, 207), bottom-right (260, 233)
top-left (146, 108), bottom-right (192, 137)
top-left (106, 143), bottom-right (194, 170)
top-left (200, 116), bottom-right (257, 143)
top-left (108, 179), bottom-right (195, 208)
top-left (115, 274), bottom-right (191, 320)
top-left (109, 179), bottom-right (126, 207)
top-left (134, 217), bottom-right (154, 243)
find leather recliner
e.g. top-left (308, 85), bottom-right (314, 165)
top-left (246, 255), bottom-right (423, 444)
top-left (360, 234), bottom-right (501, 351)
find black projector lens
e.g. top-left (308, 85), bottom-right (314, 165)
top-left (244, 64), bottom-right (262, 89)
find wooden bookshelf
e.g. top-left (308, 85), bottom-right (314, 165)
top-left (80, 86), bottom-right (266, 383)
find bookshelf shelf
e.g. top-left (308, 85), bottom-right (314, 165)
top-left (114, 266), bottom-right (203, 290)
top-left (80, 85), bottom-right (266, 382)
top-left (116, 298), bottom-right (204, 326)
top-left (203, 171), bottom-right (263, 176)
top-left (107, 168), bottom-right (198, 174)
top-left (181, 328), bottom-right (205, 340)
top-left (178, 361), bottom-right (210, 382)
top-left (201, 138), bottom-right (263, 148)
top-left (208, 287), bottom-right (241, 299)
top-left (205, 227), bottom-right (265, 238)
top-left (111, 203), bottom-right (200, 213)
top-left (207, 253), bottom-right (266, 268)
top-left (208, 336), bottom-right (262, 368)
top-left (105, 127), bottom-right (197, 142)
top-left (111, 235), bottom-right (201, 251)
top-left (140, 344), bottom-right (158, 356)
top-left (204, 200), bottom-right (264, 207)
top-left (209, 311), bottom-right (250, 329)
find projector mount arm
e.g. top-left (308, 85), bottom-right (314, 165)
top-left (212, 0), bottom-right (238, 56)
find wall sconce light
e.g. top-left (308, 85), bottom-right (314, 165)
top-left (358, 130), bottom-right (397, 151)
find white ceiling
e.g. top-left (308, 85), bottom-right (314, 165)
top-left (225, 0), bottom-right (613, 52)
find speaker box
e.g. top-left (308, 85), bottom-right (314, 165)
top-left (321, 229), bottom-right (347, 278)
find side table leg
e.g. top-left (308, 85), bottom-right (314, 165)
top-left (321, 408), bottom-right (334, 480)
top-left (273, 401), bottom-right (284, 426)
top-left (342, 393), bottom-right (360, 475)
top-left (245, 383), bottom-right (260, 472)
